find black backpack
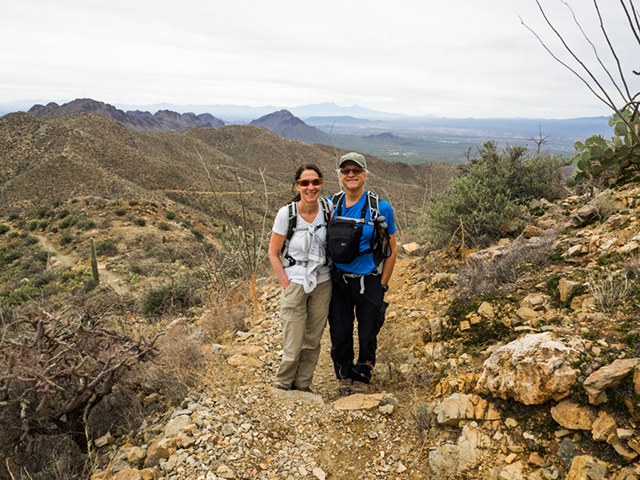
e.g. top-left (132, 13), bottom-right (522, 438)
top-left (327, 191), bottom-right (391, 267)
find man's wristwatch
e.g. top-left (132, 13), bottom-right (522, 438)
top-left (381, 284), bottom-right (389, 292)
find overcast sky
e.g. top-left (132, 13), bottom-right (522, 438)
top-left (1, 0), bottom-right (637, 118)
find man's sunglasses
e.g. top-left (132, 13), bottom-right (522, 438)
top-left (340, 168), bottom-right (364, 176)
top-left (296, 178), bottom-right (324, 187)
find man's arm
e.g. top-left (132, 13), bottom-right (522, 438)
top-left (380, 232), bottom-right (397, 287)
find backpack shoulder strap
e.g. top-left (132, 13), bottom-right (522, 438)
top-left (281, 202), bottom-right (298, 253)
top-left (318, 197), bottom-right (331, 223)
top-left (367, 191), bottom-right (380, 222)
top-left (331, 191), bottom-right (346, 216)
top-left (280, 202), bottom-right (299, 267)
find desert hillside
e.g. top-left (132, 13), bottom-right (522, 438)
top-left (1, 180), bottom-right (640, 479)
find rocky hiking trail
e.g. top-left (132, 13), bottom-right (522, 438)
top-left (91, 185), bottom-right (640, 480)
top-left (94, 255), bottom-right (448, 480)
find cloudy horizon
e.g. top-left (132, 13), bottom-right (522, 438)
top-left (1, 0), bottom-right (637, 119)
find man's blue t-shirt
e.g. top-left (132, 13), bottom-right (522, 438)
top-left (330, 191), bottom-right (396, 275)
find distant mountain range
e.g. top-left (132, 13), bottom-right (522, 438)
top-left (1, 97), bottom-right (617, 164)
top-left (28, 99), bottom-right (224, 133)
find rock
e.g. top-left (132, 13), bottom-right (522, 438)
top-left (216, 464), bottom-right (236, 479)
top-left (433, 272), bottom-right (454, 285)
top-left (550, 399), bottom-right (597, 430)
top-left (312, 467), bottom-right (326, 480)
top-left (478, 302), bottom-right (495, 319)
top-left (522, 225), bottom-right (546, 238)
top-left (163, 415), bottom-right (192, 438)
top-left (499, 461), bottom-right (525, 480)
top-left (558, 438), bottom-right (578, 467)
top-left (434, 393), bottom-right (475, 425)
top-left (521, 294), bottom-right (545, 310)
top-left (565, 455), bottom-right (608, 480)
top-left (615, 466), bottom-right (640, 480)
top-left (513, 307), bottom-right (538, 323)
top-left (110, 468), bottom-right (143, 480)
top-left (402, 242), bottom-right (421, 253)
top-left (568, 204), bottom-right (600, 227)
top-left (126, 446), bottom-right (146, 464)
top-left (94, 432), bottom-right (115, 448)
top-left (610, 437), bottom-right (639, 462)
top-left (583, 358), bottom-right (640, 405)
top-left (227, 354), bottom-right (263, 367)
top-left (476, 332), bottom-right (584, 404)
top-left (333, 393), bottom-right (397, 411)
top-left (424, 342), bottom-right (445, 360)
top-left (559, 279), bottom-right (582, 303)
top-left (591, 411), bottom-right (617, 441)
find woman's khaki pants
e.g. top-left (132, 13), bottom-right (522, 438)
top-left (275, 280), bottom-right (332, 390)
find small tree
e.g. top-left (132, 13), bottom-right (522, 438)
top-left (421, 142), bottom-right (566, 249)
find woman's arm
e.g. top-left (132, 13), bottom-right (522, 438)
top-left (268, 232), bottom-right (290, 289)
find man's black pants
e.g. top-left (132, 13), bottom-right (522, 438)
top-left (328, 272), bottom-right (387, 384)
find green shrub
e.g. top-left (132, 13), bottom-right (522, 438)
top-left (95, 237), bottom-right (118, 256)
top-left (57, 209), bottom-right (70, 219)
top-left (8, 213), bottom-right (19, 221)
top-left (129, 200), bottom-right (139, 206)
top-left (133, 218), bottom-right (147, 227)
top-left (115, 208), bottom-right (127, 217)
top-left (0, 225), bottom-right (9, 235)
top-left (59, 232), bottom-right (74, 246)
top-left (59, 215), bottom-right (76, 229)
top-left (190, 228), bottom-right (205, 241)
top-left (27, 220), bottom-right (39, 231)
top-left (140, 279), bottom-right (202, 315)
top-left (421, 142), bottom-right (567, 249)
top-left (166, 211), bottom-right (176, 220)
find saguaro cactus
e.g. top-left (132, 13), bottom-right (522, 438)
top-left (90, 238), bottom-right (99, 284)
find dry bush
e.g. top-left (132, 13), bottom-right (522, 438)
top-left (456, 235), bottom-right (556, 300)
top-left (139, 326), bottom-right (209, 405)
top-left (0, 313), bottom-right (161, 480)
top-left (588, 268), bottom-right (632, 312)
top-left (200, 300), bottom-right (248, 343)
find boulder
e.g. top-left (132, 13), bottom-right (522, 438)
top-left (476, 332), bottom-right (585, 405)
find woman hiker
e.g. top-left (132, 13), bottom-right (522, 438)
top-left (268, 164), bottom-right (333, 392)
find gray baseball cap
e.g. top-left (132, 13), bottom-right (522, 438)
top-left (338, 152), bottom-right (367, 170)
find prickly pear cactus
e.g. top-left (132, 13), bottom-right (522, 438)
top-left (567, 108), bottom-right (640, 187)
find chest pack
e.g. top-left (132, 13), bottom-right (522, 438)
top-left (327, 191), bottom-right (391, 267)
top-left (280, 197), bottom-right (332, 268)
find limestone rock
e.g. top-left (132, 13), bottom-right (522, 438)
top-left (591, 411), bottom-right (617, 441)
top-left (478, 301), bottom-right (495, 319)
top-left (333, 393), bottom-right (397, 411)
top-left (559, 279), bottom-right (582, 303)
top-left (568, 204), bottom-right (600, 227)
top-left (583, 358), bottom-right (640, 405)
top-left (163, 415), bottom-right (192, 438)
top-left (550, 399), bottom-right (596, 430)
top-left (476, 332), bottom-right (584, 405)
top-left (565, 455), bottom-right (608, 480)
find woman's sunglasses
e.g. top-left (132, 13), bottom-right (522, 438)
top-left (340, 168), bottom-right (364, 176)
top-left (297, 178), bottom-right (324, 187)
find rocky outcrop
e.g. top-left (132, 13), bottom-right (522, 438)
top-left (476, 332), bottom-right (586, 404)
